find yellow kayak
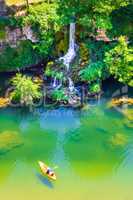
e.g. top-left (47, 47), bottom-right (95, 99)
top-left (38, 161), bottom-right (57, 181)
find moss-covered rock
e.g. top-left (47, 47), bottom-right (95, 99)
top-left (0, 131), bottom-right (23, 154)
top-left (54, 28), bottom-right (68, 57)
top-left (110, 133), bottom-right (128, 147)
top-left (79, 42), bottom-right (89, 65)
top-left (55, 38), bottom-right (68, 56)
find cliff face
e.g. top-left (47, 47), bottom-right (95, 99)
top-left (0, 26), bottom-right (37, 51)
top-left (0, 1), bottom-right (37, 50)
top-left (0, 0), bottom-right (7, 16)
top-left (0, 2), bottom-right (40, 71)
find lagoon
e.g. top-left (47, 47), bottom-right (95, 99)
top-left (0, 97), bottom-right (132, 200)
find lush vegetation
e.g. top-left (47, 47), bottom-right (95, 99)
top-left (104, 36), bottom-right (133, 87)
top-left (51, 89), bottom-right (68, 103)
top-left (10, 73), bottom-right (42, 106)
top-left (24, 2), bottom-right (60, 57)
top-left (0, 41), bottom-right (42, 71)
top-left (0, 0), bottom-right (132, 105)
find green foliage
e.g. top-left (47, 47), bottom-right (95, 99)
top-left (45, 61), bottom-right (64, 80)
top-left (58, 0), bottom-right (131, 32)
top-left (10, 73), bottom-right (42, 106)
top-left (24, 2), bottom-right (60, 56)
top-left (55, 72), bottom-right (64, 80)
top-left (104, 36), bottom-right (133, 86)
top-left (0, 40), bottom-right (41, 71)
top-left (0, 28), bottom-right (6, 39)
top-left (0, 17), bottom-right (23, 28)
top-left (111, 4), bottom-right (133, 40)
top-left (86, 40), bottom-right (114, 61)
top-left (0, 17), bottom-right (11, 27)
top-left (79, 61), bottom-right (107, 82)
top-left (89, 82), bottom-right (101, 93)
top-left (51, 89), bottom-right (68, 102)
top-left (0, 18), bottom-right (8, 40)
top-left (45, 68), bottom-right (53, 77)
top-left (95, 15), bottom-right (112, 30)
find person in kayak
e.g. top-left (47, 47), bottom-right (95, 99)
top-left (46, 167), bottom-right (54, 177)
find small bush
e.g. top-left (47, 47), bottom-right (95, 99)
top-left (51, 89), bottom-right (68, 102)
top-left (89, 82), bottom-right (101, 93)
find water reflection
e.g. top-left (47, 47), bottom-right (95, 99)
top-left (36, 173), bottom-right (54, 189)
top-left (40, 108), bottom-right (80, 133)
top-left (40, 108), bottom-right (81, 170)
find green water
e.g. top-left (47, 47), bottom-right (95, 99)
top-left (0, 100), bottom-right (133, 200)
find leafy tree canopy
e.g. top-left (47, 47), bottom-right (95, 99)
top-left (24, 2), bottom-right (60, 56)
top-left (57, 0), bottom-right (132, 32)
top-left (104, 36), bottom-right (133, 86)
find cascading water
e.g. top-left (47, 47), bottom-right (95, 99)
top-left (52, 77), bottom-right (63, 89)
top-left (53, 77), bottom-right (57, 88)
top-left (59, 23), bottom-right (76, 71)
top-left (59, 23), bottom-right (76, 92)
top-left (56, 79), bottom-right (62, 89)
top-left (52, 22), bottom-right (77, 93)
top-left (68, 77), bottom-right (75, 93)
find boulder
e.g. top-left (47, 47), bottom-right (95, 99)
top-left (0, 131), bottom-right (23, 154)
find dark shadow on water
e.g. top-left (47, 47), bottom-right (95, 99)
top-left (36, 173), bottom-right (54, 189)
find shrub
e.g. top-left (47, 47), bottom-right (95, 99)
top-left (51, 89), bottom-right (68, 102)
top-left (104, 36), bottom-right (133, 87)
top-left (79, 61), bottom-right (107, 82)
top-left (10, 73), bottom-right (42, 106)
top-left (89, 82), bottom-right (101, 93)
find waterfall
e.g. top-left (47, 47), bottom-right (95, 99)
top-left (68, 77), bottom-right (75, 93)
top-left (51, 22), bottom-right (77, 94)
top-left (59, 23), bottom-right (76, 71)
top-left (53, 77), bottom-right (57, 88)
top-left (69, 23), bottom-right (76, 50)
top-left (52, 77), bottom-right (63, 89)
top-left (59, 23), bottom-right (76, 93)
top-left (56, 79), bottom-right (62, 89)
